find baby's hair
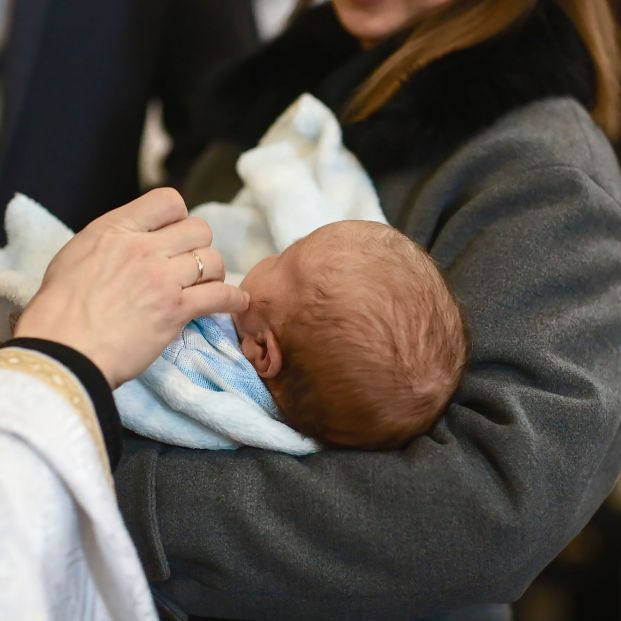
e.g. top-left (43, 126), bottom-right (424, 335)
top-left (271, 221), bottom-right (469, 450)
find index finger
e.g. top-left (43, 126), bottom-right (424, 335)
top-left (101, 188), bottom-right (188, 233)
top-left (180, 282), bottom-right (250, 320)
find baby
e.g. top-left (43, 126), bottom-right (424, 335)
top-left (229, 219), bottom-right (469, 450)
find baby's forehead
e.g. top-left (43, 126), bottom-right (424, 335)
top-left (294, 221), bottom-right (429, 287)
top-left (291, 225), bottom-right (354, 270)
top-left (290, 223), bottom-right (397, 285)
top-left (299, 221), bottom-right (374, 253)
top-left (298, 221), bottom-right (398, 259)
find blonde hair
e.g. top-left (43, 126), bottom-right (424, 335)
top-left (271, 222), bottom-right (469, 450)
top-left (294, 0), bottom-right (621, 140)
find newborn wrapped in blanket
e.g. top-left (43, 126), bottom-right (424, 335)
top-left (0, 94), bottom-right (388, 455)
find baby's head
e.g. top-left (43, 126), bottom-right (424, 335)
top-left (233, 221), bottom-right (468, 449)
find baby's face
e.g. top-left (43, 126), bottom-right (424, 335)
top-left (232, 238), bottom-right (306, 339)
top-left (232, 222), bottom-right (356, 340)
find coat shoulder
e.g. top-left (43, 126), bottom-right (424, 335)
top-left (452, 97), bottom-right (621, 203)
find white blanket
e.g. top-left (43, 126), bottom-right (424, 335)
top-left (194, 93), bottom-right (386, 279)
top-left (0, 94), bottom-right (387, 454)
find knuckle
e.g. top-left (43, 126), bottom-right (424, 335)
top-left (157, 187), bottom-right (187, 218)
top-left (209, 250), bottom-right (225, 279)
top-left (94, 227), bottom-right (142, 259)
top-left (188, 217), bottom-right (213, 245)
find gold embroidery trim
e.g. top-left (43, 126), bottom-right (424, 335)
top-left (0, 347), bottom-right (112, 485)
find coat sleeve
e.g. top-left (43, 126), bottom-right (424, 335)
top-left (114, 133), bottom-right (621, 620)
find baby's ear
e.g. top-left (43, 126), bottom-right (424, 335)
top-left (260, 329), bottom-right (282, 379)
top-left (240, 329), bottom-right (282, 379)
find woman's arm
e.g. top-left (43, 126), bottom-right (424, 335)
top-left (115, 101), bottom-right (621, 620)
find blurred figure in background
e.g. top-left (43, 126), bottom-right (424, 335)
top-left (0, 0), bottom-right (258, 240)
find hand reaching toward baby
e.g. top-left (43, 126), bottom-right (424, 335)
top-left (14, 188), bottom-right (249, 388)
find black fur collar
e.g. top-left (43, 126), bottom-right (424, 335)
top-left (197, 0), bottom-right (594, 176)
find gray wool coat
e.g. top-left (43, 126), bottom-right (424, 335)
top-left (115, 3), bottom-right (621, 620)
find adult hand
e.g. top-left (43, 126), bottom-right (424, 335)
top-left (14, 188), bottom-right (249, 388)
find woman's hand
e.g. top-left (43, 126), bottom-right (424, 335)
top-left (14, 188), bottom-right (249, 388)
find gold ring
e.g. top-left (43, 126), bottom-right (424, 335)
top-left (192, 252), bottom-right (204, 286)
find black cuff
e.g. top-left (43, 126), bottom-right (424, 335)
top-left (0, 338), bottom-right (122, 470)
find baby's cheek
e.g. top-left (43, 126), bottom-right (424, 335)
top-left (232, 307), bottom-right (262, 340)
top-left (230, 312), bottom-right (245, 341)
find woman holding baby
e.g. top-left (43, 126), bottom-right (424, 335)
top-left (6, 0), bottom-right (620, 619)
top-left (112, 2), bottom-right (621, 619)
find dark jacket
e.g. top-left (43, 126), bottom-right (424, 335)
top-left (0, 0), bottom-right (257, 241)
top-left (115, 3), bottom-right (621, 620)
